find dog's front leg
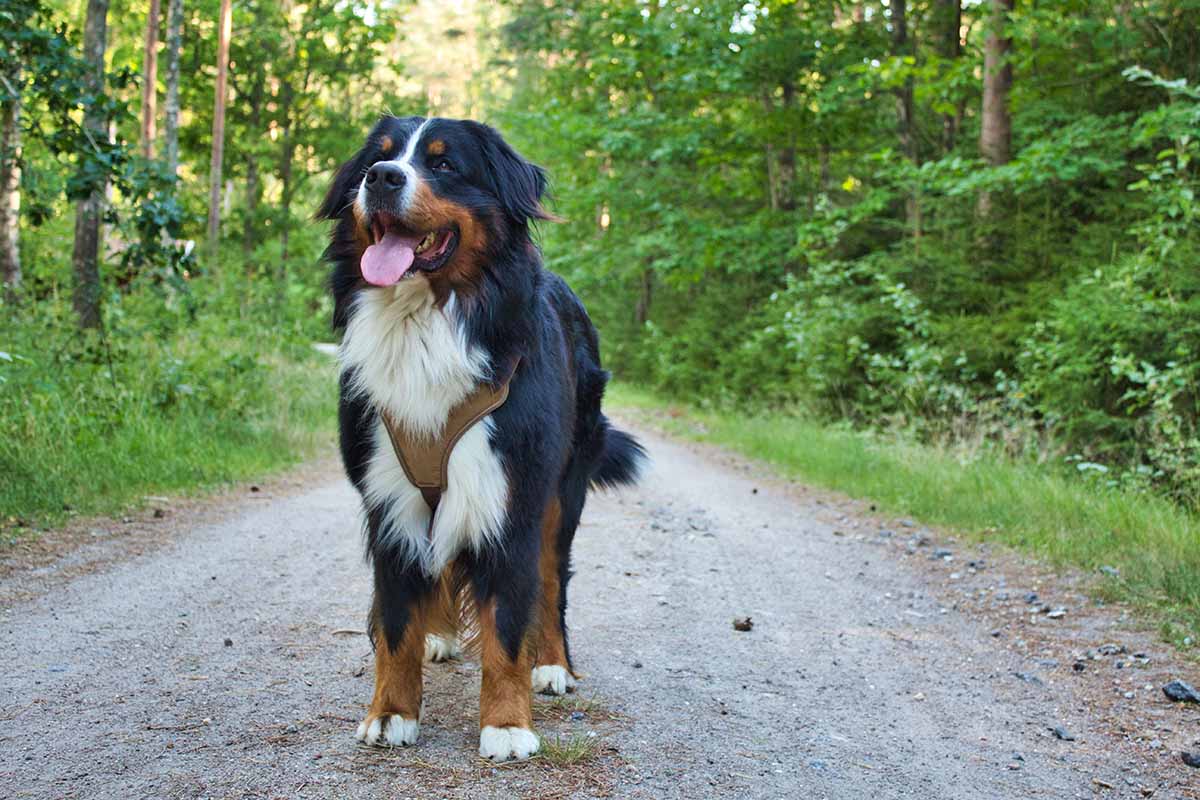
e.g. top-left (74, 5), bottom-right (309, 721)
top-left (472, 521), bottom-right (541, 762)
top-left (356, 558), bottom-right (431, 747)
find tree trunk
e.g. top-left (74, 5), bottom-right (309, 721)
top-left (0, 79), bottom-right (21, 295)
top-left (776, 81), bottom-right (796, 212)
top-left (634, 268), bottom-right (652, 326)
top-left (72, 0), bottom-right (109, 330)
top-left (936, 0), bottom-right (962, 152)
top-left (141, 0), bottom-right (160, 158)
top-left (978, 0), bottom-right (1014, 221)
top-left (163, 0), bottom-right (183, 175)
top-left (243, 65), bottom-right (264, 257)
top-left (278, 80), bottom-right (294, 266)
top-left (892, 0), bottom-right (920, 240)
top-left (762, 83), bottom-right (797, 213)
top-left (206, 0), bottom-right (231, 258)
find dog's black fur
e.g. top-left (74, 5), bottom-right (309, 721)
top-left (318, 116), bottom-right (644, 666)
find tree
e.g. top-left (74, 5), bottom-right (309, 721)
top-left (206, 0), bottom-right (231, 257)
top-left (0, 71), bottom-right (19, 294)
top-left (71, 0), bottom-right (109, 330)
top-left (141, 0), bottom-right (160, 158)
top-left (977, 0), bottom-right (1014, 221)
top-left (891, 0), bottom-right (920, 239)
top-left (936, 0), bottom-right (962, 152)
top-left (162, 0), bottom-right (183, 175)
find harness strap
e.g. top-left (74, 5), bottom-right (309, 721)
top-left (380, 357), bottom-right (519, 536)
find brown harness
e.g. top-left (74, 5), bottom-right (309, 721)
top-left (379, 358), bottom-right (519, 533)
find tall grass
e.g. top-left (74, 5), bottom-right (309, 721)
top-left (608, 383), bottom-right (1200, 649)
top-left (1, 287), bottom-right (337, 532)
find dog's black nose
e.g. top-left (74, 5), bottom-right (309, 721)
top-left (365, 162), bottom-right (406, 192)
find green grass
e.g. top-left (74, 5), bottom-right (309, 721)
top-left (1, 348), bottom-right (337, 536)
top-left (608, 383), bottom-right (1200, 650)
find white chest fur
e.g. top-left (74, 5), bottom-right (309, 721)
top-left (339, 281), bottom-right (510, 575)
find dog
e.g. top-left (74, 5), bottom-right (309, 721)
top-left (317, 116), bottom-right (645, 762)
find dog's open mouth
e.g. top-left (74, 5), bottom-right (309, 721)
top-left (360, 213), bottom-right (457, 287)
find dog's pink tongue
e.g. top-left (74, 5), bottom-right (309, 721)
top-left (361, 232), bottom-right (420, 286)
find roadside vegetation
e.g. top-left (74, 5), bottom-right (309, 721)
top-left (610, 383), bottom-right (1200, 650)
top-left (0, 272), bottom-right (336, 531)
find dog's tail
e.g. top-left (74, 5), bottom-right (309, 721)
top-left (590, 415), bottom-right (647, 490)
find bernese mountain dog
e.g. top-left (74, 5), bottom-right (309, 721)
top-left (317, 116), bottom-right (645, 762)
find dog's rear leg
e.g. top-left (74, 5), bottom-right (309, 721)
top-left (533, 498), bottom-right (576, 695)
top-left (356, 561), bottom-right (428, 747)
top-left (424, 568), bottom-right (462, 662)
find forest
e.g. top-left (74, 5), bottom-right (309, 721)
top-left (1, 0), bottom-right (1199, 524)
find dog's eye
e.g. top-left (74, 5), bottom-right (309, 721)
top-left (432, 158), bottom-right (454, 173)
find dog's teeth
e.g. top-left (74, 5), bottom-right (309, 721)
top-left (415, 232), bottom-right (434, 254)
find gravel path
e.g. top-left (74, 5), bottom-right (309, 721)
top-left (1, 422), bottom-right (1194, 799)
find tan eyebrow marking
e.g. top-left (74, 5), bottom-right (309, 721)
top-left (427, 139), bottom-right (446, 156)
top-left (379, 135), bottom-right (393, 154)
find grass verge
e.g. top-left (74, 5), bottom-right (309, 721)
top-left (607, 383), bottom-right (1200, 650)
top-left (1, 346), bottom-right (336, 539)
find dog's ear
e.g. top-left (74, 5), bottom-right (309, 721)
top-left (467, 122), bottom-right (555, 226)
top-left (316, 147), bottom-right (370, 221)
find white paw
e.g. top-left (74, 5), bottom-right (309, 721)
top-left (424, 633), bottom-right (461, 662)
top-left (355, 714), bottom-right (419, 747)
top-left (479, 725), bottom-right (540, 761)
top-left (531, 664), bottom-right (576, 696)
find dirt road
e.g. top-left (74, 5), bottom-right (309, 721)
top-left (2, 422), bottom-right (1197, 799)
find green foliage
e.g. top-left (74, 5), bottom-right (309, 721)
top-left (0, 0), bottom-right (412, 527)
top-left (0, 267), bottom-right (335, 525)
top-left (497, 0), bottom-right (1200, 506)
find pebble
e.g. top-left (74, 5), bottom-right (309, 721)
top-left (1182, 752), bottom-right (1200, 769)
top-left (1051, 726), bottom-right (1076, 741)
top-left (1024, 592), bottom-right (1039, 604)
top-left (1046, 608), bottom-right (1067, 619)
top-left (1013, 671), bottom-right (1042, 684)
top-left (223, 638), bottom-right (233, 647)
top-left (1162, 680), bottom-right (1200, 704)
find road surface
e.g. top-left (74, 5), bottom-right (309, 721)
top-left (1, 422), bottom-right (1195, 799)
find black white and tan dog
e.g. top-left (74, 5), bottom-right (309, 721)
top-left (317, 116), bottom-right (644, 761)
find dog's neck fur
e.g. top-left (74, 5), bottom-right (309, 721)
top-left (338, 278), bottom-right (489, 439)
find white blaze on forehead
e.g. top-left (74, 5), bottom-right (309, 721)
top-left (356, 118), bottom-right (432, 214)
top-left (392, 118), bottom-right (432, 212)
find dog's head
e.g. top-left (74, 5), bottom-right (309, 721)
top-left (319, 116), bottom-right (551, 299)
